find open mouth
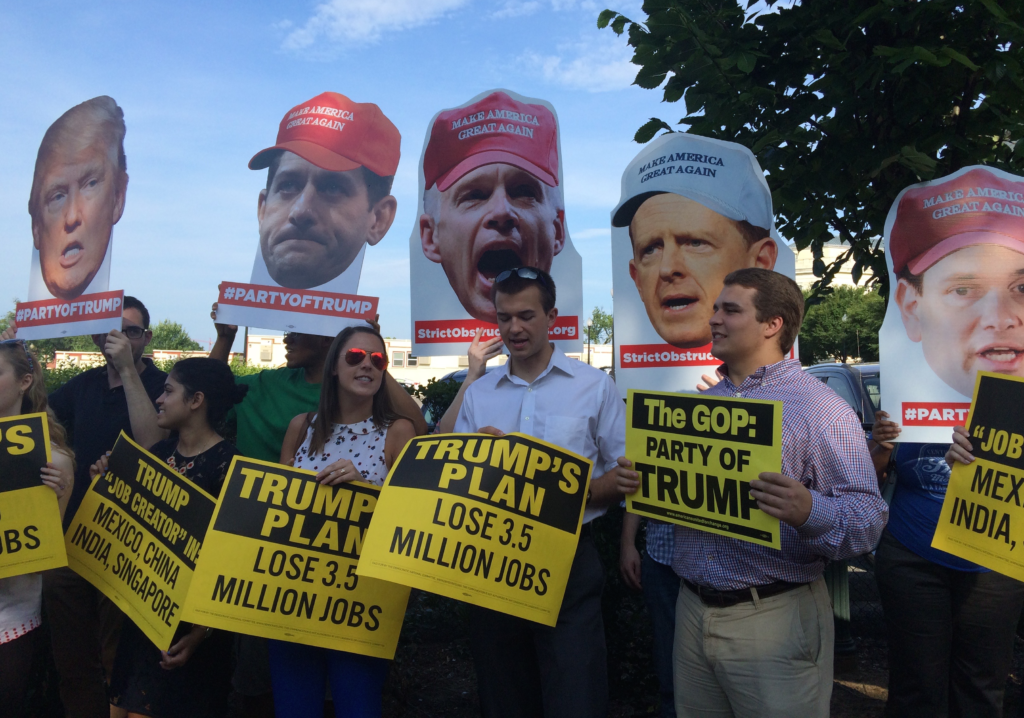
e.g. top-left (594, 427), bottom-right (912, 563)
top-left (661, 296), bottom-right (697, 311)
top-left (977, 346), bottom-right (1024, 364)
top-left (477, 249), bottom-right (523, 280)
top-left (60, 242), bottom-right (84, 268)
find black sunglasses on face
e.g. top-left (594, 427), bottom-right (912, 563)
top-left (122, 325), bottom-right (146, 340)
top-left (495, 267), bottom-right (540, 284)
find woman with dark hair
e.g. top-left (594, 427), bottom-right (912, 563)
top-left (94, 357), bottom-right (248, 718)
top-left (0, 340), bottom-right (74, 718)
top-left (269, 325), bottom-right (416, 718)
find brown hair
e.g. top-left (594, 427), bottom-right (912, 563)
top-left (722, 268), bottom-right (805, 354)
top-left (264, 150), bottom-right (394, 206)
top-left (898, 265), bottom-right (923, 292)
top-left (307, 326), bottom-right (398, 457)
top-left (0, 342), bottom-right (73, 463)
top-left (29, 96), bottom-right (127, 223)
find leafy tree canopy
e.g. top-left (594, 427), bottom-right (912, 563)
top-left (587, 306), bottom-right (615, 344)
top-left (798, 286), bottom-right (884, 365)
top-left (600, 0), bottom-right (1024, 297)
top-left (149, 320), bottom-right (202, 351)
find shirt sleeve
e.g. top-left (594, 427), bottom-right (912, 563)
top-left (796, 407), bottom-right (889, 559)
top-left (594, 376), bottom-right (627, 474)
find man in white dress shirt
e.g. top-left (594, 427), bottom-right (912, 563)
top-left (454, 266), bottom-right (638, 718)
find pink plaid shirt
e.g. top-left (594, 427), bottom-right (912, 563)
top-left (672, 359), bottom-right (888, 590)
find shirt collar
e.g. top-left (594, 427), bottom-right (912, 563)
top-left (499, 345), bottom-right (575, 386)
top-left (719, 358), bottom-right (801, 393)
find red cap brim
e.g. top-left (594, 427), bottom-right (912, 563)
top-left (249, 140), bottom-right (363, 173)
top-left (434, 149), bottom-right (558, 192)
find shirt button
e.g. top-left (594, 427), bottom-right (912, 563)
top-left (525, 416), bottom-right (530, 420)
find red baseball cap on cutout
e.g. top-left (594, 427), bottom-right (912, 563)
top-left (249, 92), bottom-right (400, 177)
top-left (423, 91), bottom-right (559, 192)
top-left (891, 167), bottom-right (1024, 275)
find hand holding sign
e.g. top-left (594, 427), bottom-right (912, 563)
top-left (749, 472), bottom-right (812, 528)
top-left (946, 425), bottom-right (975, 467)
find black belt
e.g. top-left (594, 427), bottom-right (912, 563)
top-left (682, 578), bottom-right (807, 608)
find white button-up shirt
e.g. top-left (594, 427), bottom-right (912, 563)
top-left (455, 347), bottom-right (626, 524)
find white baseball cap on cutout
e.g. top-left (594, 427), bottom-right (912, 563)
top-left (611, 132), bottom-right (774, 230)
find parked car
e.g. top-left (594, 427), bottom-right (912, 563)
top-left (803, 362), bottom-right (880, 432)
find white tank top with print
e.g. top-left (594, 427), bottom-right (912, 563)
top-left (293, 416), bottom-right (390, 486)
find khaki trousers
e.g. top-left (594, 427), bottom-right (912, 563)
top-left (673, 576), bottom-right (833, 718)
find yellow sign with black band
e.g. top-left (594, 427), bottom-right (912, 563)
top-left (182, 457), bottom-right (410, 659)
top-left (65, 433), bottom-right (216, 649)
top-left (356, 433), bottom-right (593, 627)
top-left (0, 412), bottom-right (67, 579)
top-left (626, 390), bottom-right (783, 549)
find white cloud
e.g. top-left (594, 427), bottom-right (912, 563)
top-left (522, 36), bottom-right (635, 92)
top-left (491, 1), bottom-right (543, 19)
top-left (282, 0), bottom-right (470, 51)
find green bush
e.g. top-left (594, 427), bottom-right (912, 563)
top-left (414, 377), bottom-right (461, 428)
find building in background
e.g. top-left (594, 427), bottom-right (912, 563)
top-left (794, 238), bottom-right (860, 290)
top-left (52, 334), bottom-right (614, 385)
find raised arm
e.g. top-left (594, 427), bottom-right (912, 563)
top-left (437, 329), bottom-right (503, 434)
top-left (209, 302), bottom-right (237, 364)
top-left (104, 330), bottom-right (168, 448)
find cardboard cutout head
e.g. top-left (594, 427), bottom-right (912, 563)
top-left (610, 133), bottom-right (796, 396)
top-left (248, 92), bottom-right (400, 292)
top-left (882, 167), bottom-right (1024, 428)
top-left (409, 89), bottom-right (583, 357)
top-left (28, 96), bottom-right (127, 301)
top-left (612, 133), bottom-right (779, 349)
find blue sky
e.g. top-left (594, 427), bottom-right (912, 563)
top-left (0, 0), bottom-right (668, 350)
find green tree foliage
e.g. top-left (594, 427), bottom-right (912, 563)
top-left (799, 286), bottom-right (885, 365)
top-left (587, 306), bottom-right (614, 344)
top-left (599, 1), bottom-right (1024, 297)
top-left (149, 320), bottom-right (202, 351)
top-left (414, 377), bottom-right (461, 428)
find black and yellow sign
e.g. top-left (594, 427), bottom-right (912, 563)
top-left (626, 390), bottom-right (783, 549)
top-left (357, 433), bottom-right (592, 627)
top-left (0, 413), bottom-right (67, 579)
top-left (183, 457), bottom-right (410, 659)
top-left (65, 433), bottom-right (216, 650)
top-left (934, 372), bottom-right (1024, 580)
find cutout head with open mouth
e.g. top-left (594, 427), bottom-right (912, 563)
top-left (892, 167), bottom-right (1024, 397)
top-left (419, 91), bottom-right (565, 325)
top-left (29, 96), bottom-right (127, 301)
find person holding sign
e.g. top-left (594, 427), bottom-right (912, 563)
top-left (0, 340), bottom-right (74, 718)
top-left (269, 325), bottom-right (415, 718)
top-left (3, 296), bottom-right (167, 718)
top-left (868, 411), bottom-right (1024, 718)
top-left (657, 268), bottom-right (886, 717)
top-left (208, 315), bottom-right (424, 713)
top-left (93, 358), bottom-right (246, 718)
top-left (453, 267), bottom-right (636, 718)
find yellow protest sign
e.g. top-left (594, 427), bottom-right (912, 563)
top-left (65, 433), bottom-right (216, 650)
top-left (933, 372), bottom-right (1024, 580)
top-left (357, 433), bottom-right (592, 627)
top-left (625, 389), bottom-right (783, 549)
top-left (183, 457), bottom-right (410, 659)
top-left (0, 412), bottom-right (67, 579)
